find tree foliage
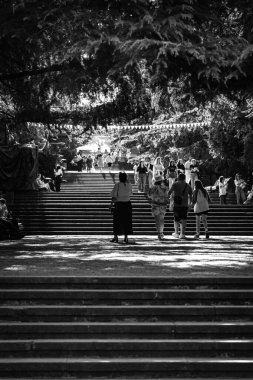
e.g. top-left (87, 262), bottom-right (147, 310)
top-left (0, 0), bottom-right (253, 165)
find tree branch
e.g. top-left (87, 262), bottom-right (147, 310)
top-left (0, 64), bottom-right (64, 81)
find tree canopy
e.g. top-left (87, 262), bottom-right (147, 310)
top-left (0, 0), bottom-right (253, 152)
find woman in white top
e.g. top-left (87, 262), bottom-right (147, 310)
top-left (97, 154), bottom-right (104, 172)
top-left (190, 159), bottom-right (199, 189)
top-left (218, 176), bottom-right (228, 204)
top-left (184, 158), bottom-right (192, 184)
top-left (110, 172), bottom-right (133, 243)
top-left (148, 175), bottom-right (169, 240)
top-left (192, 180), bottom-right (211, 239)
top-left (105, 154), bottom-right (113, 173)
top-left (153, 157), bottom-right (164, 180)
top-left (35, 174), bottom-right (51, 192)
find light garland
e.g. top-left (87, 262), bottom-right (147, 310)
top-left (107, 122), bottom-right (209, 131)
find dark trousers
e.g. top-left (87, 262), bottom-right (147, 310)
top-left (55, 176), bottom-right (62, 192)
top-left (77, 160), bottom-right (83, 172)
top-left (220, 194), bottom-right (227, 204)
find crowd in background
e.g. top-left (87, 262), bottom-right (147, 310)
top-left (132, 156), bottom-right (253, 206)
top-left (133, 156), bottom-right (200, 192)
top-left (72, 151), bottom-right (119, 173)
top-left (33, 151), bottom-right (253, 207)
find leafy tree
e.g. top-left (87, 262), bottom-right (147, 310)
top-left (0, 0), bottom-right (253, 172)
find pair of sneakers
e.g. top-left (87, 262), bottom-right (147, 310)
top-left (172, 232), bottom-right (186, 239)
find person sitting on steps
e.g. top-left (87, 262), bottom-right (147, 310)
top-left (0, 198), bottom-right (24, 240)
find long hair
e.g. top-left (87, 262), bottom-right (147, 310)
top-left (154, 157), bottom-right (162, 165)
top-left (119, 172), bottom-right (127, 183)
top-left (194, 180), bottom-right (208, 198)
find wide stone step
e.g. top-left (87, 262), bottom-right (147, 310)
top-left (0, 378), bottom-right (250, 380)
top-left (18, 222), bottom-right (253, 230)
top-left (1, 289), bottom-right (253, 305)
top-left (1, 339), bottom-right (253, 358)
top-left (0, 275), bottom-right (252, 379)
top-left (1, 305), bottom-right (253, 322)
top-left (1, 276), bottom-right (253, 288)
top-left (0, 357), bottom-right (253, 377)
top-left (1, 322), bottom-right (253, 339)
top-left (19, 226), bottom-right (253, 234)
top-left (1, 375), bottom-right (248, 380)
top-left (14, 213), bottom-right (252, 219)
top-left (18, 217), bottom-right (253, 224)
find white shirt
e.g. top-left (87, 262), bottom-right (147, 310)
top-left (55, 168), bottom-right (63, 177)
top-left (111, 182), bottom-right (132, 202)
top-left (185, 160), bottom-right (191, 171)
top-left (219, 182), bottom-right (227, 196)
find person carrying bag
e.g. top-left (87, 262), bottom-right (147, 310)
top-left (110, 172), bottom-right (133, 244)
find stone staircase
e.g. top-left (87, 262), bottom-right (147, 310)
top-left (0, 276), bottom-right (253, 378)
top-left (9, 172), bottom-right (253, 236)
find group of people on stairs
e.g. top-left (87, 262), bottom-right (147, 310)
top-left (110, 171), bottom-right (210, 243)
top-left (133, 157), bottom-right (199, 194)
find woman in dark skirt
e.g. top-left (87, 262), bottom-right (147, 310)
top-left (110, 172), bottom-right (133, 244)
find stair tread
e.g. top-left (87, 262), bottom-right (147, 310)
top-left (2, 289), bottom-right (253, 292)
top-left (1, 321), bottom-right (253, 325)
top-left (1, 357), bottom-right (253, 362)
top-left (1, 338), bottom-right (253, 343)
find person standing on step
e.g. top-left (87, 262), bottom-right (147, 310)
top-left (177, 159), bottom-right (185, 176)
top-left (148, 175), bottom-right (169, 240)
top-left (218, 176), bottom-right (228, 204)
top-left (168, 172), bottom-right (192, 239)
top-left (82, 154), bottom-right (87, 171)
top-left (146, 158), bottom-right (154, 189)
top-left (189, 159), bottom-right (199, 189)
top-left (244, 184), bottom-right (253, 205)
top-left (137, 160), bottom-right (148, 193)
top-left (167, 159), bottom-right (177, 189)
top-left (133, 160), bottom-right (138, 185)
top-left (97, 153), bottom-right (104, 172)
top-left (76, 151), bottom-right (83, 172)
top-left (110, 172), bottom-right (133, 244)
top-left (105, 153), bottom-right (113, 173)
top-left (153, 157), bottom-right (164, 180)
top-left (184, 157), bottom-right (191, 185)
top-left (86, 155), bottom-right (93, 173)
top-left (192, 180), bottom-right (211, 239)
top-left (234, 173), bottom-right (247, 204)
top-left (54, 165), bottom-right (63, 192)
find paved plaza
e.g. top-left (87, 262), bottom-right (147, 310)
top-left (1, 235), bottom-right (253, 277)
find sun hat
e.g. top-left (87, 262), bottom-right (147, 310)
top-left (154, 175), bottom-right (163, 182)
